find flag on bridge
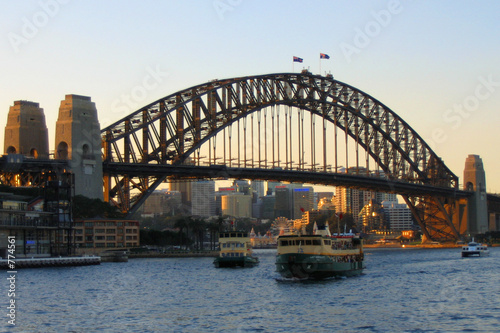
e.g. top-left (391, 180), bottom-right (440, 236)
top-left (320, 53), bottom-right (330, 59)
top-left (293, 56), bottom-right (303, 63)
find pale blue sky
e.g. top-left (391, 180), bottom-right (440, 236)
top-left (1, 0), bottom-right (500, 192)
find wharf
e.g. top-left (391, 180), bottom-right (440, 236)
top-left (0, 256), bottom-right (101, 269)
top-left (130, 250), bottom-right (218, 258)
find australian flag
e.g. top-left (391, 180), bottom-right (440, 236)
top-left (293, 56), bottom-right (303, 63)
top-left (320, 53), bottom-right (330, 59)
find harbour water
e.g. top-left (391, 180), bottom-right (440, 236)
top-left (2, 247), bottom-right (499, 332)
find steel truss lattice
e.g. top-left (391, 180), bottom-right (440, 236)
top-left (102, 72), bottom-right (463, 240)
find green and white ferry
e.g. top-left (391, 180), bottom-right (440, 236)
top-left (275, 225), bottom-right (364, 279)
top-left (214, 231), bottom-right (259, 268)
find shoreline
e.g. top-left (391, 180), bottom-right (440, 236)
top-left (364, 243), bottom-right (499, 249)
top-left (129, 251), bottom-right (218, 258)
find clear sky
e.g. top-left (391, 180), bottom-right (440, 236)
top-left (1, 0), bottom-right (500, 192)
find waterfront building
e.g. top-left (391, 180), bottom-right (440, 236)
top-left (359, 199), bottom-right (386, 232)
top-left (381, 201), bottom-right (414, 231)
top-left (191, 180), bottom-right (215, 217)
top-left (72, 218), bottom-right (140, 255)
top-left (0, 193), bottom-right (55, 258)
top-left (0, 181), bottom-right (72, 258)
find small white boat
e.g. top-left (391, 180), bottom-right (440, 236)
top-left (461, 239), bottom-right (489, 257)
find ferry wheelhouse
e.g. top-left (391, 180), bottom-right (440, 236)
top-left (214, 231), bottom-right (259, 268)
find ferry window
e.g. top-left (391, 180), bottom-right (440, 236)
top-left (281, 240), bottom-right (288, 246)
top-left (230, 233), bottom-right (236, 237)
top-left (312, 240), bottom-right (321, 246)
top-left (324, 240), bottom-right (331, 245)
top-left (305, 240), bottom-right (312, 245)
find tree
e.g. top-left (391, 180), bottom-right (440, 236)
top-left (72, 195), bottom-right (124, 218)
top-left (174, 216), bottom-right (190, 250)
top-left (189, 218), bottom-right (206, 250)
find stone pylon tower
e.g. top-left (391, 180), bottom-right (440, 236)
top-left (4, 100), bottom-right (49, 158)
top-left (463, 154), bottom-right (488, 234)
top-left (55, 95), bottom-right (103, 200)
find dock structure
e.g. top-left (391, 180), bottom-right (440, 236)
top-left (0, 256), bottom-right (100, 269)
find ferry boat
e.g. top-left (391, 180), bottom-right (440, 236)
top-left (275, 225), bottom-right (364, 279)
top-left (461, 239), bottom-right (489, 257)
top-left (214, 231), bottom-right (259, 268)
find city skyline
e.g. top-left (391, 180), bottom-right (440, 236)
top-left (2, 1), bottom-right (499, 192)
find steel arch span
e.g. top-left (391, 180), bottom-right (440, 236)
top-left (102, 71), bottom-right (464, 241)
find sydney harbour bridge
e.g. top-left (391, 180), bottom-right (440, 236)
top-left (1, 71), bottom-right (494, 242)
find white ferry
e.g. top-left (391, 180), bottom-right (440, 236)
top-left (461, 239), bottom-right (489, 257)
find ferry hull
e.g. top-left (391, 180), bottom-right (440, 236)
top-left (214, 256), bottom-right (259, 268)
top-left (276, 253), bottom-right (364, 279)
top-left (461, 251), bottom-right (489, 257)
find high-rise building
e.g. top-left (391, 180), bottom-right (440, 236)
top-left (170, 181), bottom-right (192, 208)
top-left (267, 181), bottom-right (282, 195)
top-left (4, 100), bottom-right (49, 159)
top-left (334, 168), bottom-right (399, 227)
top-left (261, 195), bottom-right (276, 219)
top-left (381, 201), bottom-right (413, 231)
top-left (233, 180), bottom-right (251, 194)
top-left (251, 180), bottom-right (265, 198)
top-left (221, 193), bottom-right (252, 218)
top-left (215, 187), bottom-right (236, 215)
top-left (359, 199), bottom-right (386, 232)
top-left (191, 180), bottom-right (215, 217)
top-left (293, 187), bottom-right (314, 219)
top-left (274, 186), bottom-right (292, 218)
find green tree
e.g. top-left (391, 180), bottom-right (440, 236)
top-left (72, 195), bottom-right (124, 218)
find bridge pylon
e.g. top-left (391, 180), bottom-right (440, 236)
top-left (463, 154), bottom-right (488, 235)
top-left (55, 95), bottom-right (103, 200)
top-left (4, 100), bottom-right (49, 159)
